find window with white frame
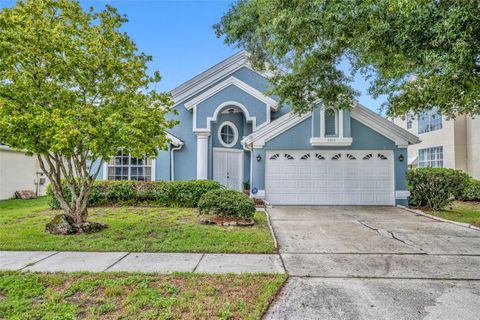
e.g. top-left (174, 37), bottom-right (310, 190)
top-left (406, 112), bottom-right (413, 129)
top-left (107, 149), bottom-right (152, 181)
top-left (218, 121), bottom-right (238, 148)
top-left (324, 108), bottom-right (338, 136)
top-left (418, 146), bottom-right (443, 168)
top-left (418, 108), bottom-right (442, 134)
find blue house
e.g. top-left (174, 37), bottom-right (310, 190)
top-left (96, 51), bottom-right (419, 206)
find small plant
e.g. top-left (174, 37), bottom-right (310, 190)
top-left (406, 168), bottom-right (470, 210)
top-left (198, 189), bottom-right (256, 221)
top-left (242, 181), bottom-right (250, 195)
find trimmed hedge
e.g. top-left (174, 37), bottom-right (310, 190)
top-left (462, 179), bottom-right (480, 201)
top-left (47, 180), bottom-right (222, 209)
top-left (406, 168), bottom-right (470, 210)
top-left (198, 189), bottom-right (256, 221)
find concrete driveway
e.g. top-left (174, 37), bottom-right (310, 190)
top-left (264, 206), bottom-right (480, 320)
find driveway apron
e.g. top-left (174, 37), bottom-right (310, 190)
top-left (264, 206), bottom-right (480, 320)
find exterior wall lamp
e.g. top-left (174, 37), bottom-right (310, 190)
top-left (398, 154), bottom-right (405, 162)
top-left (256, 155), bottom-right (262, 162)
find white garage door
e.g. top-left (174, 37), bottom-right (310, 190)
top-left (265, 150), bottom-right (394, 205)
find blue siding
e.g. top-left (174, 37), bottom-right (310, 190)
top-left (165, 101), bottom-right (197, 180)
top-left (91, 158), bottom-right (103, 180)
top-left (256, 117), bottom-right (409, 205)
top-left (166, 66), bottom-right (277, 181)
top-left (196, 85), bottom-right (268, 129)
top-left (155, 148), bottom-right (171, 180)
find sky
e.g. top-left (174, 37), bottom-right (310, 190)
top-left (0, 0), bottom-right (387, 113)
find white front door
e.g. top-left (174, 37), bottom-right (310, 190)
top-left (213, 148), bottom-right (243, 191)
top-left (265, 150), bottom-right (395, 205)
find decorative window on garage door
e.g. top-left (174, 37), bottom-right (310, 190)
top-left (269, 153), bottom-right (280, 160)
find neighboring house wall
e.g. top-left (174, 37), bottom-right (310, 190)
top-left (393, 113), bottom-right (479, 179)
top-left (0, 148), bottom-right (48, 200)
top-left (467, 117), bottom-right (480, 179)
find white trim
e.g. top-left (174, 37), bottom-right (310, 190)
top-left (322, 107), bottom-right (339, 137)
top-left (310, 137), bottom-right (353, 146)
top-left (242, 112), bottom-right (311, 148)
top-left (196, 101), bottom-right (258, 132)
top-left (184, 76), bottom-right (277, 111)
top-left (171, 51), bottom-right (273, 106)
top-left (170, 144), bottom-right (183, 181)
top-left (196, 132), bottom-right (210, 179)
top-left (103, 153), bottom-right (155, 181)
top-left (213, 147), bottom-right (244, 153)
top-left (243, 104), bottom-right (419, 149)
top-left (217, 121), bottom-right (239, 148)
top-left (102, 162), bottom-right (108, 181)
top-left (350, 103), bottom-right (419, 146)
top-left (150, 158), bottom-right (156, 181)
top-left (395, 190), bottom-right (410, 199)
top-left (166, 132), bottom-right (183, 147)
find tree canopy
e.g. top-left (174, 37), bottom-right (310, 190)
top-left (215, 0), bottom-right (480, 118)
top-left (0, 0), bottom-right (175, 229)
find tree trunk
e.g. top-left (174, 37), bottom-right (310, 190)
top-left (38, 152), bottom-right (106, 234)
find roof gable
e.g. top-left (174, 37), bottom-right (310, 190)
top-left (242, 104), bottom-right (420, 148)
top-left (171, 51), bottom-right (265, 105)
top-left (184, 76), bottom-right (278, 111)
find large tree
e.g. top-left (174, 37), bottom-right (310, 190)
top-left (215, 0), bottom-right (480, 117)
top-left (0, 0), bottom-right (175, 231)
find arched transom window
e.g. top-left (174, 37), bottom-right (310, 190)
top-left (324, 108), bottom-right (338, 136)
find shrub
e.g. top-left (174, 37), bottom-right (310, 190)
top-left (462, 179), bottom-right (480, 201)
top-left (47, 180), bottom-right (221, 209)
top-left (198, 189), bottom-right (256, 220)
top-left (406, 168), bottom-right (470, 210)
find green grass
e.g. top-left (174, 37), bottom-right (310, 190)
top-left (0, 271), bottom-right (287, 320)
top-left (429, 201), bottom-right (480, 227)
top-left (0, 197), bottom-right (275, 253)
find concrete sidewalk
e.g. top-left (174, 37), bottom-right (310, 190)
top-left (0, 251), bottom-right (285, 274)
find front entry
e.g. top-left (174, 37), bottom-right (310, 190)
top-left (213, 148), bottom-right (243, 191)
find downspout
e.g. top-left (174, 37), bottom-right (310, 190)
top-left (170, 143), bottom-right (184, 181)
top-left (249, 144), bottom-right (253, 197)
top-left (242, 139), bottom-right (253, 197)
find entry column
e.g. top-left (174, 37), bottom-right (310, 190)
top-left (195, 131), bottom-right (210, 179)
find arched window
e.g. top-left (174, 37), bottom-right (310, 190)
top-left (324, 108), bottom-right (338, 136)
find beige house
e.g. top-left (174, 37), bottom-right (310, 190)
top-left (392, 110), bottom-right (480, 179)
top-left (0, 145), bottom-right (48, 200)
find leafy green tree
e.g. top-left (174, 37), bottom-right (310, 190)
top-left (0, 0), bottom-right (175, 230)
top-left (215, 0), bottom-right (480, 117)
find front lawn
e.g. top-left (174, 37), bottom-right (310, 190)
top-left (428, 201), bottom-right (480, 227)
top-left (0, 197), bottom-right (275, 253)
top-left (0, 271), bottom-right (286, 320)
